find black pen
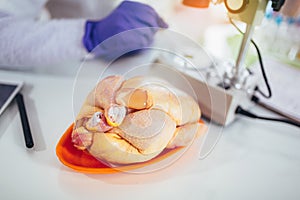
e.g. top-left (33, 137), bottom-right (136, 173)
top-left (15, 93), bottom-right (34, 148)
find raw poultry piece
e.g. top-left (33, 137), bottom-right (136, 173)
top-left (72, 75), bottom-right (204, 165)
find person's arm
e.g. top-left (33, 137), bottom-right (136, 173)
top-left (0, 14), bottom-right (87, 68)
top-left (0, 1), bottom-right (168, 69)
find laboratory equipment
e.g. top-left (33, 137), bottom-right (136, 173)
top-left (180, 0), bottom-right (285, 125)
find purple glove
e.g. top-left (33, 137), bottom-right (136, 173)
top-left (83, 1), bottom-right (168, 60)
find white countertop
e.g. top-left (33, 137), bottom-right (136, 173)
top-left (0, 54), bottom-right (300, 200)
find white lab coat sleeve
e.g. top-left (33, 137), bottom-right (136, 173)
top-left (0, 15), bottom-right (88, 68)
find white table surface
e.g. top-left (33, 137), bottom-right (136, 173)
top-left (0, 55), bottom-right (300, 200)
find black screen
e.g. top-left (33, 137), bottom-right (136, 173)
top-left (0, 83), bottom-right (17, 109)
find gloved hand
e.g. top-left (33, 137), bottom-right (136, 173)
top-left (83, 1), bottom-right (168, 60)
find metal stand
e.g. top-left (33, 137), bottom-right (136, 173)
top-left (231, 23), bottom-right (255, 89)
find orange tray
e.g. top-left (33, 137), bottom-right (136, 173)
top-left (56, 120), bottom-right (205, 174)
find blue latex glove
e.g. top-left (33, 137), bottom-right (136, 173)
top-left (83, 1), bottom-right (168, 60)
